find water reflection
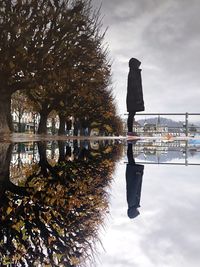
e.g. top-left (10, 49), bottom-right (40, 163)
top-left (0, 140), bottom-right (122, 266)
top-left (128, 139), bottom-right (200, 165)
top-left (2, 139), bottom-right (200, 266)
top-left (126, 143), bottom-right (144, 219)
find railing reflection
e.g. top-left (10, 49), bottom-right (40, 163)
top-left (124, 140), bottom-right (200, 166)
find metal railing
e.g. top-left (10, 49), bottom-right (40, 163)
top-left (124, 112), bottom-right (200, 136)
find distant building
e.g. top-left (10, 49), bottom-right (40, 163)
top-left (143, 123), bottom-right (156, 134)
top-left (168, 126), bottom-right (183, 136)
top-left (12, 111), bottom-right (60, 134)
top-left (133, 121), bottom-right (143, 134)
top-left (12, 111), bottom-right (40, 133)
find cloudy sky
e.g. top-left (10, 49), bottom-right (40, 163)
top-left (93, 0), bottom-right (200, 117)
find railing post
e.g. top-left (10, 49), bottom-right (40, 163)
top-left (185, 112), bottom-right (189, 136)
top-left (185, 140), bottom-right (188, 166)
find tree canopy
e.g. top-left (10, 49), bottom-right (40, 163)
top-left (0, 0), bottom-right (122, 135)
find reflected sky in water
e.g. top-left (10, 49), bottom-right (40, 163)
top-left (97, 146), bottom-right (200, 267)
top-left (0, 140), bottom-right (200, 266)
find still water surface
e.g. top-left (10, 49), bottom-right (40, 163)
top-left (0, 139), bottom-right (200, 266)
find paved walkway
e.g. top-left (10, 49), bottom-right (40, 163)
top-left (0, 133), bottom-right (123, 143)
top-left (0, 133), bottom-right (200, 143)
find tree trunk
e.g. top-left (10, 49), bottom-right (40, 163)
top-left (7, 97), bottom-right (14, 132)
top-left (0, 94), bottom-right (12, 134)
top-left (18, 115), bottom-right (22, 133)
top-left (58, 114), bottom-right (66, 135)
top-left (0, 143), bottom-right (13, 182)
top-left (32, 142), bottom-right (36, 162)
top-left (51, 117), bottom-right (56, 135)
top-left (51, 141), bottom-right (56, 159)
top-left (33, 116), bottom-right (36, 134)
top-left (0, 143), bottom-right (27, 196)
top-left (37, 141), bottom-right (48, 177)
top-left (88, 126), bottom-right (91, 136)
top-left (80, 125), bottom-right (84, 136)
top-left (58, 141), bottom-right (65, 162)
top-left (38, 111), bottom-right (48, 134)
top-left (37, 142), bottom-right (60, 179)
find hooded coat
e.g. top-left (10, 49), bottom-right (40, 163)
top-left (126, 58), bottom-right (145, 112)
top-left (125, 143), bottom-right (144, 219)
top-left (126, 163), bottom-right (144, 210)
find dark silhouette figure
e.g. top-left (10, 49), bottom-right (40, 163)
top-left (126, 58), bottom-right (145, 134)
top-left (126, 143), bottom-right (144, 219)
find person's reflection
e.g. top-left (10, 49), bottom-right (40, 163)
top-left (126, 143), bottom-right (144, 219)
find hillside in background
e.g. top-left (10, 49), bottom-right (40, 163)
top-left (136, 117), bottom-right (194, 127)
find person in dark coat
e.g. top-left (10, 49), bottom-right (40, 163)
top-left (126, 143), bottom-right (144, 219)
top-left (126, 58), bottom-right (145, 135)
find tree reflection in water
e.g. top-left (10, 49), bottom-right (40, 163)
top-left (0, 140), bottom-right (122, 266)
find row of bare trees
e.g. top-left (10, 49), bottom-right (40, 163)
top-left (0, 0), bottom-right (122, 135)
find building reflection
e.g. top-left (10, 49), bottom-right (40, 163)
top-left (0, 140), bottom-right (122, 266)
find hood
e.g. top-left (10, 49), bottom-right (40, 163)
top-left (127, 207), bottom-right (140, 219)
top-left (129, 58), bottom-right (141, 69)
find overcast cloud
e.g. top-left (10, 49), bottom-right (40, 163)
top-left (93, 0), bottom-right (200, 115)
